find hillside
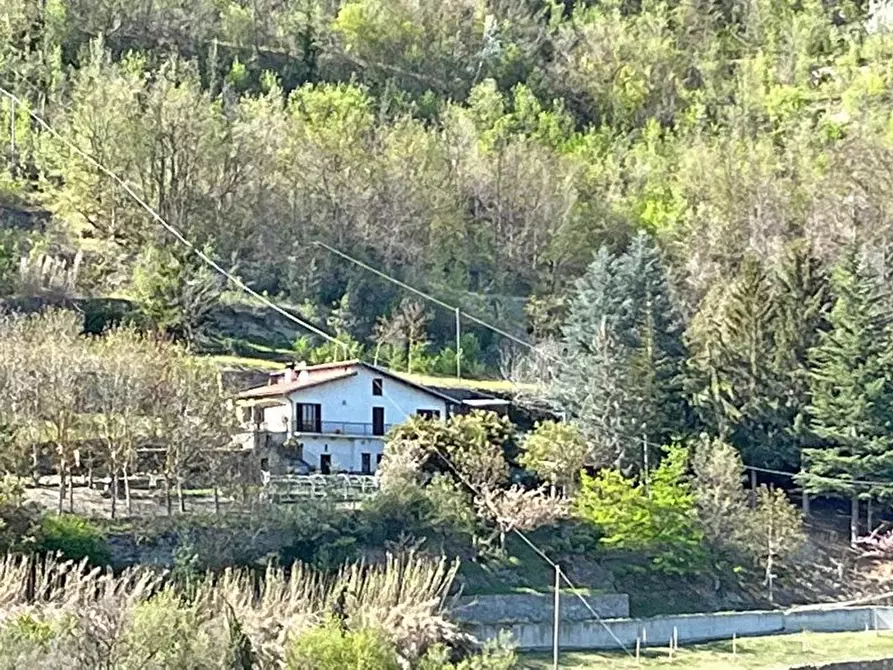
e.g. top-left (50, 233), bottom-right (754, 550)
top-left (3, 0), bottom-right (893, 365)
top-left (8, 3), bottom-right (893, 668)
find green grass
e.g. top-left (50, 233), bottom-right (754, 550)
top-left (521, 630), bottom-right (893, 669)
top-left (459, 536), bottom-right (567, 595)
top-left (209, 354), bottom-right (283, 370)
top-left (208, 352), bottom-right (525, 393)
top-left (397, 371), bottom-right (524, 394)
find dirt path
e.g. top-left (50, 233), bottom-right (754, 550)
top-left (23, 483), bottom-right (227, 519)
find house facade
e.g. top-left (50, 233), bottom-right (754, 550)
top-left (236, 360), bottom-right (466, 475)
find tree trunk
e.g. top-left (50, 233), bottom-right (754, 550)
top-left (31, 445), bottom-right (39, 484)
top-left (177, 479), bottom-right (185, 513)
top-left (867, 497), bottom-right (874, 534)
top-left (749, 468), bottom-right (757, 509)
top-left (68, 472), bottom-right (74, 513)
top-left (801, 489), bottom-right (810, 517)
top-left (123, 464), bottom-right (132, 515)
top-left (56, 468), bottom-right (65, 514)
top-left (851, 493), bottom-right (859, 546)
top-left (87, 466), bottom-right (93, 490)
top-left (111, 469), bottom-right (118, 520)
top-left (165, 476), bottom-right (172, 516)
top-left (213, 486), bottom-right (220, 515)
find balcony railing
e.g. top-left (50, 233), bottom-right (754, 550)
top-left (294, 421), bottom-right (394, 437)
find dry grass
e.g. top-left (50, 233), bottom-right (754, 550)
top-left (521, 630), bottom-right (893, 669)
top-left (0, 551), bottom-right (468, 667)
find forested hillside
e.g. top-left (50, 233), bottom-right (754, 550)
top-left (4, 0), bottom-right (893, 367)
top-left (6, 0), bottom-right (893, 491)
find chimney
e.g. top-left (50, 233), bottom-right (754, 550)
top-left (283, 362), bottom-right (298, 383)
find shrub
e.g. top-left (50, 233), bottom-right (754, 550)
top-left (360, 482), bottom-right (432, 546)
top-left (277, 503), bottom-right (361, 571)
top-left (119, 591), bottom-right (224, 670)
top-left (0, 613), bottom-right (60, 669)
top-left (285, 619), bottom-right (400, 670)
top-left (420, 634), bottom-right (517, 670)
top-left (37, 514), bottom-right (112, 566)
top-left (575, 446), bottom-right (705, 574)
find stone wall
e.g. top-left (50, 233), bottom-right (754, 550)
top-left (452, 593), bottom-right (629, 625)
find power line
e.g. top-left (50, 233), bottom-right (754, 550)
top-left (0, 85), bottom-right (346, 352)
top-left (313, 240), bottom-right (548, 356)
top-left (315, 242), bottom-right (893, 495)
top-left (745, 464), bottom-right (893, 490)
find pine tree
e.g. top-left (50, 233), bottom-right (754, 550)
top-left (802, 249), bottom-right (893, 543)
top-left (553, 232), bottom-right (688, 472)
top-left (686, 249), bottom-right (827, 470)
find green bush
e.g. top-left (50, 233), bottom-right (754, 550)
top-left (575, 446), bottom-right (705, 575)
top-left (38, 514), bottom-right (112, 566)
top-left (285, 620), bottom-right (400, 670)
top-left (277, 504), bottom-right (361, 571)
top-left (420, 634), bottom-right (517, 670)
top-left (120, 591), bottom-right (223, 670)
top-left (359, 482), bottom-right (433, 546)
top-left (0, 613), bottom-right (59, 670)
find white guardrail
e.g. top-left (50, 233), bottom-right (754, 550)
top-left (262, 474), bottom-right (381, 502)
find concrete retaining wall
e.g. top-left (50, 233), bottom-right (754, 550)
top-left (793, 659), bottom-right (893, 670)
top-left (452, 593), bottom-right (629, 625)
top-left (470, 606), bottom-right (893, 651)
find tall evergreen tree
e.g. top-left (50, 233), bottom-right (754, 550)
top-left (552, 232), bottom-right (688, 472)
top-left (802, 249), bottom-right (893, 543)
top-left (686, 248), bottom-right (827, 470)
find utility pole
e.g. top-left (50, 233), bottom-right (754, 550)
top-left (455, 307), bottom-right (461, 379)
top-left (553, 564), bottom-right (561, 670)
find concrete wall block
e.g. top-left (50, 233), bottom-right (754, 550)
top-left (452, 593), bottom-right (630, 624)
top-left (472, 605), bottom-right (893, 652)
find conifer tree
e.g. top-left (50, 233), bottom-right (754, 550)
top-left (686, 248), bottom-right (827, 470)
top-left (553, 232), bottom-right (688, 472)
top-left (802, 249), bottom-right (893, 543)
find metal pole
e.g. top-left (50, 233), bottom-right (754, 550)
top-left (455, 307), bottom-right (461, 379)
top-left (553, 565), bottom-right (560, 670)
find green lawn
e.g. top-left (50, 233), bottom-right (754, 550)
top-left (210, 352), bottom-right (525, 394)
top-left (521, 630), bottom-right (893, 669)
top-left (210, 353), bottom-right (284, 370)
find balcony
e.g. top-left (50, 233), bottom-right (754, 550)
top-left (294, 421), bottom-right (395, 437)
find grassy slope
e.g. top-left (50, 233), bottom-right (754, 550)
top-left (521, 631), bottom-right (893, 669)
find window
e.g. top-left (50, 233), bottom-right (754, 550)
top-left (320, 454), bottom-right (331, 475)
top-left (252, 406), bottom-right (264, 424)
top-left (376, 454), bottom-right (383, 465)
top-left (417, 409), bottom-right (441, 420)
top-left (372, 407), bottom-right (385, 436)
top-left (295, 403), bottom-right (321, 432)
top-left (372, 378), bottom-right (383, 396)
top-left (361, 453), bottom-right (372, 475)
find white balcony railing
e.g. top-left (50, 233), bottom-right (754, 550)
top-left (294, 421), bottom-right (394, 437)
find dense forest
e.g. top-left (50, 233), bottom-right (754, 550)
top-left (5, 0), bottom-right (893, 509)
top-left (3, 0), bottom-right (893, 357)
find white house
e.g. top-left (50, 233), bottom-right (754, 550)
top-left (236, 360), bottom-right (502, 475)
